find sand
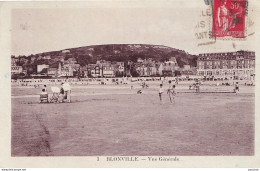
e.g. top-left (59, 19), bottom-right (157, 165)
top-left (11, 84), bottom-right (254, 156)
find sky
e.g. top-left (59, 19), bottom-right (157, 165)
top-left (11, 0), bottom-right (256, 56)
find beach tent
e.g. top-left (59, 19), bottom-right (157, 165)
top-left (63, 83), bottom-right (71, 91)
top-left (51, 86), bottom-right (60, 93)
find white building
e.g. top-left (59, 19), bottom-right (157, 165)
top-left (183, 65), bottom-right (191, 70)
top-left (57, 62), bottom-right (73, 77)
top-left (47, 68), bottom-right (58, 77)
top-left (37, 64), bottom-right (49, 73)
top-left (11, 66), bottom-right (23, 75)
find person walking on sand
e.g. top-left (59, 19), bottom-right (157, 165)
top-left (158, 84), bottom-right (163, 102)
top-left (167, 80), bottom-right (175, 103)
top-left (172, 84), bottom-right (176, 101)
top-left (195, 81), bottom-right (199, 93)
top-left (234, 82), bottom-right (239, 94)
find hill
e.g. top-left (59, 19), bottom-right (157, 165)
top-left (66, 44), bottom-right (197, 67)
top-left (12, 44), bottom-right (198, 75)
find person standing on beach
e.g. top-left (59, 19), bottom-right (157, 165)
top-left (63, 82), bottom-right (71, 103)
top-left (158, 84), bottom-right (163, 102)
top-left (59, 83), bottom-right (65, 103)
top-left (195, 82), bottom-right (199, 93)
top-left (234, 82), bottom-right (239, 94)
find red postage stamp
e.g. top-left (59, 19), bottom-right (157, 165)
top-left (212, 0), bottom-right (247, 38)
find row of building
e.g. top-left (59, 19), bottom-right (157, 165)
top-left (11, 50), bottom-right (255, 80)
top-left (41, 57), bottom-right (184, 78)
top-left (11, 56), bottom-right (187, 78)
top-left (197, 51), bottom-right (255, 80)
top-left (44, 59), bottom-right (125, 78)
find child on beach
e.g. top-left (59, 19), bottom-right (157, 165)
top-left (159, 84), bottom-right (163, 102)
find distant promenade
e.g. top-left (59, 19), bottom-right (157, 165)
top-left (11, 75), bottom-right (253, 87)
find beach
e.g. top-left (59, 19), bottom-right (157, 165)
top-left (11, 83), bottom-right (254, 156)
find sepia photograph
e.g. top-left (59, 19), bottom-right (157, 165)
top-left (10, 1), bottom-right (256, 157)
top-left (0, 0), bottom-right (259, 168)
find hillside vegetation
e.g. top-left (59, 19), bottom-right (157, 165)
top-left (13, 44), bottom-right (197, 75)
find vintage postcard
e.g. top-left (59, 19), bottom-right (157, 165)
top-left (0, 0), bottom-right (259, 168)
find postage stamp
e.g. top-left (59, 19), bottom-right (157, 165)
top-left (212, 0), bottom-right (247, 38)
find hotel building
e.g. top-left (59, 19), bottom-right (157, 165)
top-left (197, 51), bottom-right (255, 80)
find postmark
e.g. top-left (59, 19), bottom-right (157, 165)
top-left (212, 0), bottom-right (247, 38)
top-left (194, 6), bottom-right (216, 46)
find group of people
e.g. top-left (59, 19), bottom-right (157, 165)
top-left (158, 80), bottom-right (176, 104)
top-left (189, 81), bottom-right (201, 93)
top-left (157, 80), bottom-right (240, 103)
top-left (40, 83), bottom-right (71, 103)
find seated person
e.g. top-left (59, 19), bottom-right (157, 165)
top-left (40, 89), bottom-right (48, 102)
top-left (40, 89), bottom-right (48, 95)
top-left (43, 85), bottom-right (47, 92)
